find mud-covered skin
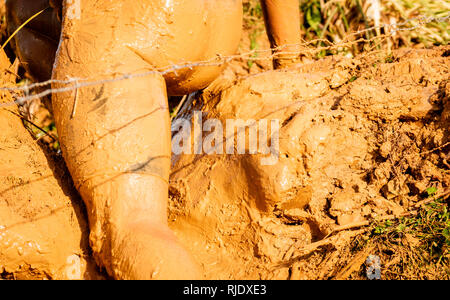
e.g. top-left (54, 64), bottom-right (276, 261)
top-left (52, 0), bottom-right (244, 280)
top-left (261, 0), bottom-right (302, 69)
top-left (6, 0), bottom-right (301, 83)
top-left (6, 0), bottom-right (301, 279)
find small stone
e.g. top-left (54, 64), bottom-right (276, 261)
top-left (337, 213), bottom-right (365, 226)
top-left (278, 186), bottom-right (312, 211)
top-left (379, 142), bottom-right (391, 158)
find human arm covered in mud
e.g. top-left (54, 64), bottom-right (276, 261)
top-left (260, 0), bottom-right (303, 69)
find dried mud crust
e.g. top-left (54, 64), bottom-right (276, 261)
top-left (0, 46), bottom-right (448, 279)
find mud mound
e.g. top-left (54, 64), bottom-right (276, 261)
top-left (0, 51), bottom-right (101, 279)
top-left (0, 47), bottom-right (448, 279)
top-left (168, 46), bottom-right (449, 279)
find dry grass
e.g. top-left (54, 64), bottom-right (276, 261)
top-left (243, 0), bottom-right (449, 58)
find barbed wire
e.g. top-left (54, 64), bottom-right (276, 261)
top-left (0, 13), bottom-right (448, 109)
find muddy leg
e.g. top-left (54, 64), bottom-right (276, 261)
top-left (52, 4), bottom-right (200, 280)
top-left (260, 0), bottom-right (302, 69)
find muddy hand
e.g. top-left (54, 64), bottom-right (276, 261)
top-left (6, 0), bottom-right (61, 81)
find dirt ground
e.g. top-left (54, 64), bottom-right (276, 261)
top-left (168, 46), bottom-right (449, 280)
top-left (0, 42), bottom-right (448, 279)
